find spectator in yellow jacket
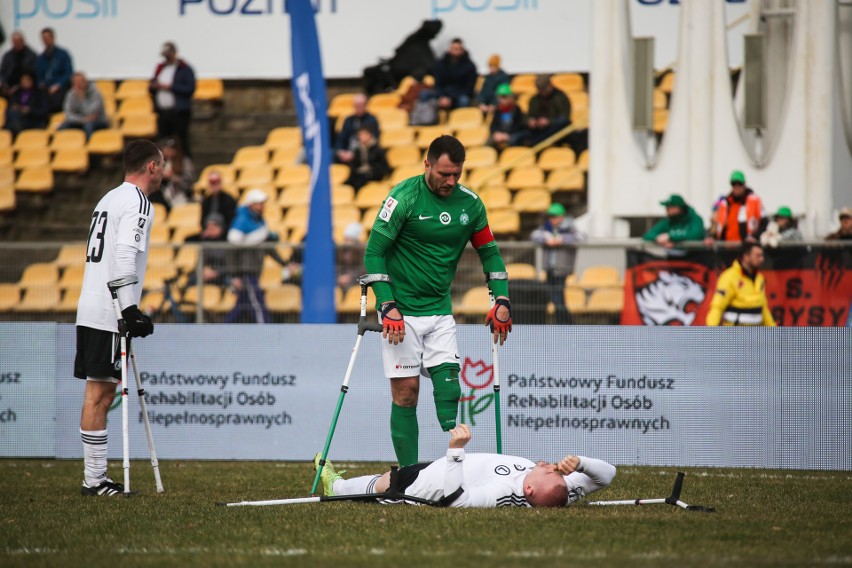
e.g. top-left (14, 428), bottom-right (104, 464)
top-left (706, 243), bottom-right (776, 326)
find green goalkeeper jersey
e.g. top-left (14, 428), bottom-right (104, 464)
top-left (367, 174), bottom-right (501, 315)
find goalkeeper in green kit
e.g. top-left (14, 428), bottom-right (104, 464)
top-left (364, 135), bottom-right (512, 467)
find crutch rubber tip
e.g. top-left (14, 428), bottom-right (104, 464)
top-left (122, 491), bottom-right (139, 498)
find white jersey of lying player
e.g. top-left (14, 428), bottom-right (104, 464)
top-left (401, 451), bottom-right (616, 508)
top-left (76, 182), bottom-right (153, 332)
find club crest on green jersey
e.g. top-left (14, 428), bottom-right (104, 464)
top-left (460, 212), bottom-right (470, 225)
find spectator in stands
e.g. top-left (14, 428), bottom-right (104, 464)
top-left (335, 93), bottom-right (380, 165)
top-left (477, 54), bottom-right (510, 115)
top-left (523, 74), bottom-right (572, 147)
top-left (345, 126), bottom-right (390, 190)
top-left (710, 170), bottom-right (764, 242)
top-left (826, 207), bottom-right (852, 241)
top-left (760, 206), bottom-right (803, 248)
top-left (184, 212), bottom-right (230, 287)
top-left (487, 83), bottom-right (526, 151)
top-left (148, 138), bottom-right (194, 212)
top-left (0, 31), bottom-right (37, 99)
top-left (531, 203), bottom-right (585, 324)
top-left (201, 170), bottom-right (237, 231)
top-left (337, 222), bottom-right (366, 295)
top-left (35, 27), bottom-right (73, 113)
top-left (225, 189), bottom-right (289, 323)
top-left (4, 71), bottom-right (48, 135)
top-left (706, 242), bottom-right (776, 326)
top-left (399, 67), bottom-right (439, 126)
top-left (150, 42), bottom-right (196, 157)
top-left (433, 38), bottom-right (477, 111)
top-left (642, 194), bottom-right (706, 249)
top-left (58, 72), bottom-right (108, 139)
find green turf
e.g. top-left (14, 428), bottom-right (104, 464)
top-left (1, 460), bottom-right (850, 567)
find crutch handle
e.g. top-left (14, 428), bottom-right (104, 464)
top-left (358, 319), bottom-right (383, 334)
top-left (107, 276), bottom-right (139, 295)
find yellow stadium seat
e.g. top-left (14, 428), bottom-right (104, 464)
top-left (456, 286), bottom-right (491, 317)
top-left (55, 244), bottom-right (87, 267)
top-left (115, 80), bottom-right (149, 100)
top-left (86, 129), bottom-right (123, 155)
top-left (653, 88), bottom-right (668, 110)
top-left (565, 286), bottom-right (587, 312)
top-left (152, 202), bottom-right (168, 225)
top-left (361, 206), bottom-right (381, 227)
top-left (654, 108), bottom-right (669, 134)
top-left (180, 284), bottom-right (222, 313)
top-left (194, 164), bottom-right (236, 193)
top-left (120, 112), bottom-right (158, 137)
top-left (488, 208), bottom-right (520, 235)
top-left (386, 145), bottom-right (421, 169)
top-left (95, 80), bottom-right (116, 99)
top-left (505, 263), bottom-right (539, 280)
top-left (537, 147), bottom-right (576, 171)
top-left (568, 91), bottom-right (589, 125)
top-left (585, 288), bottom-right (625, 313)
top-left (0, 183), bottom-right (16, 212)
top-left (0, 283), bottom-right (21, 310)
top-left (269, 146), bottom-right (302, 170)
top-left (0, 130), bottom-right (12, 148)
top-left (274, 164), bottom-right (311, 188)
top-left (50, 129), bottom-right (86, 151)
top-left (13, 129), bottom-right (49, 151)
top-left (505, 165), bottom-right (545, 190)
top-left (465, 165), bottom-right (504, 189)
top-left (194, 78), bottom-right (224, 101)
top-left (0, 165), bottom-right (14, 186)
top-left (380, 127), bottom-right (415, 148)
top-left (333, 204), bottom-right (361, 229)
top-left (339, 284), bottom-right (376, 314)
top-left (263, 202), bottom-right (284, 227)
top-left (265, 126), bottom-right (302, 150)
top-left (551, 73), bottom-right (584, 93)
top-left (115, 96), bottom-right (154, 118)
top-left (47, 112), bottom-right (65, 133)
top-left (237, 165), bottom-right (275, 190)
top-left (659, 71), bottom-right (675, 94)
top-left (0, 147), bottom-right (12, 166)
top-left (516, 92), bottom-right (533, 114)
top-left (512, 187), bottom-right (551, 213)
top-left (509, 74), bottom-right (537, 96)
top-left (102, 98), bottom-right (117, 120)
top-left (211, 288), bottom-right (237, 313)
top-left (454, 125), bottom-right (489, 147)
top-left (149, 224), bottom-right (171, 245)
top-left (57, 284), bottom-right (82, 312)
top-left (148, 246), bottom-right (175, 267)
top-left (368, 92), bottom-right (402, 112)
top-left (15, 166), bottom-right (53, 193)
top-left (332, 184), bottom-right (355, 205)
top-left (447, 107), bottom-right (483, 131)
top-left (579, 266), bottom-right (621, 288)
top-left (232, 145), bottom-right (269, 170)
top-left (479, 185), bottom-right (511, 210)
top-left (374, 108), bottom-right (409, 131)
top-left (173, 245), bottom-right (199, 272)
top-left (354, 181), bottom-right (391, 209)
top-left (14, 147), bottom-right (51, 170)
top-left (577, 149), bottom-right (589, 171)
top-left (51, 148), bottom-right (89, 173)
top-left (19, 262), bottom-right (59, 287)
top-left (498, 146), bottom-right (536, 168)
top-left (167, 203), bottom-right (202, 230)
top-left (328, 93), bottom-right (356, 118)
top-left (266, 284), bottom-right (302, 313)
top-left (15, 284), bottom-right (60, 312)
top-left (171, 225), bottom-right (201, 244)
top-left (391, 164), bottom-right (423, 184)
top-left (58, 265), bottom-right (85, 288)
top-left (282, 204), bottom-right (309, 233)
top-left (465, 146), bottom-right (498, 169)
top-left (547, 167), bottom-right (584, 192)
top-left (330, 164), bottom-right (350, 186)
top-left (143, 265), bottom-right (178, 291)
top-left (414, 125), bottom-right (449, 149)
top-left (278, 184), bottom-right (310, 208)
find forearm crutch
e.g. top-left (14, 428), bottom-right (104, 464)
top-left (310, 275), bottom-right (384, 495)
top-left (487, 285), bottom-right (503, 454)
top-left (128, 341), bottom-right (164, 492)
top-left (587, 472), bottom-right (715, 512)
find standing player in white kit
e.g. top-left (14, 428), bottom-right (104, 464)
top-left (75, 139), bottom-right (164, 496)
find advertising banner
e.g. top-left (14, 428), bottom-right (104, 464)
top-left (41, 324), bottom-right (852, 471)
top-left (621, 247), bottom-right (852, 326)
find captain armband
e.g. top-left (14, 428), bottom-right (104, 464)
top-left (359, 273), bottom-right (391, 285)
top-left (486, 272), bottom-right (508, 281)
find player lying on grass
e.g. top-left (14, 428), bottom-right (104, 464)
top-left (314, 424), bottom-right (616, 508)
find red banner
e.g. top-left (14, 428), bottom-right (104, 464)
top-left (621, 248), bottom-right (852, 326)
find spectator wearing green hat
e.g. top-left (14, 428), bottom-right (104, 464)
top-left (487, 83), bottom-right (526, 151)
top-left (642, 194), bottom-right (706, 248)
top-left (477, 54), bottom-right (510, 114)
top-left (711, 169), bottom-right (765, 242)
top-left (760, 206), bottom-right (802, 248)
top-left (531, 203), bottom-right (586, 324)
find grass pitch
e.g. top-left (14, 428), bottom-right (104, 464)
top-left (1, 460), bottom-right (850, 567)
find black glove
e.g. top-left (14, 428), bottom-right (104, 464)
top-left (121, 305), bottom-right (154, 338)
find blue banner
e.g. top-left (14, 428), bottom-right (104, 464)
top-left (289, 0), bottom-right (336, 323)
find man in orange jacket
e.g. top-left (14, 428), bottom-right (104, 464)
top-left (712, 170), bottom-right (764, 242)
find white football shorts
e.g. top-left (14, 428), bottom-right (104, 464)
top-left (381, 315), bottom-right (460, 378)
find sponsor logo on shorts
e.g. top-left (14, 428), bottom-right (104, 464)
top-left (395, 364), bottom-right (419, 370)
top-left (439, 212), bottom-right (451, 225)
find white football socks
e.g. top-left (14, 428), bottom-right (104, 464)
top-left (81, 429), bottom-right (108, 486)
top-left (334, 474), bottom-right (381, 496)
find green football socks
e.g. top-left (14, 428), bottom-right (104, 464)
top-left (429, 363), bottom-right (461, 432)
top-left (390, 403), bottom-right (419, 467)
